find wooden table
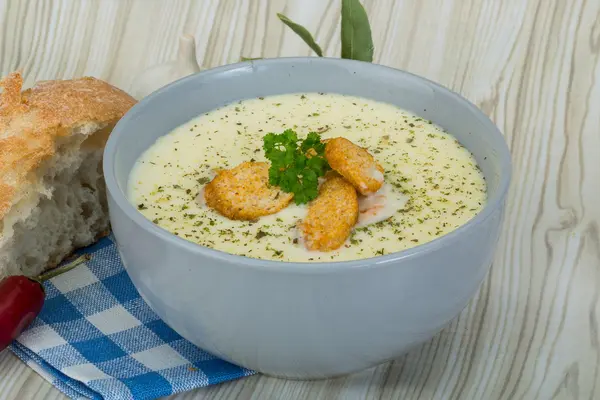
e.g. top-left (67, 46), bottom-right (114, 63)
top-left (1, 0), bottom-right (599, 398)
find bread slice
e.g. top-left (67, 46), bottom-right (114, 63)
top-left (0, 72), bottom-right (136, 279)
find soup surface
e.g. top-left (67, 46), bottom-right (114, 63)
top-left (128, 93), bottom-right (486, 262)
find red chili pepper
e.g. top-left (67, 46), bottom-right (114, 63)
top-left (0, 254), bottom-right (90, 351)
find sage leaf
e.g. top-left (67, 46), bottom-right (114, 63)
top-left (277, 13), bottom-right (324, 57)
top-left (341, 0), bottom-right (374, 62)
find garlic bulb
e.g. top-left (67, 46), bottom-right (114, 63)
top-left (130, 34), bottom-right (201, 100)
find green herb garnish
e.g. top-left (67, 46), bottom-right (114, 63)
top-left (341, 0), bottom-right (374, 62)
top-left (276, 13), bottom-right (324, 57)
top-left (277, 0), bottom-right (373, 61)
top-left (263, 129), bottom-right (329, 204)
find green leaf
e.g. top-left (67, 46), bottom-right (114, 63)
top-left (262, 129), bottom-right (330, 204)
top-left (277, 13), bottom-right (324, 57)
top-left (300, 132), bottom-right (324, 152)
top-left (241, 56), bottom-right (262, 61)
top-left (341, 0), bottom-right (374, 62)
top-left (268, 166), bottom-right (280, 186)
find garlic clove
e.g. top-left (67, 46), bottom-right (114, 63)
top-left (130, 33), bottom-right (202, 100)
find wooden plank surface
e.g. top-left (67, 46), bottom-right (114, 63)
top-left (1, 0), bottom-right (599, 399)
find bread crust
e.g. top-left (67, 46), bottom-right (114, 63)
top-left (325, 137), bottom-right (385, 195)
top-left (0, 72), bottom-right (136, 221)
top-left (299, 173), bottom-right (359, 252)
top-left (204, 161), bottom-right (294, 220)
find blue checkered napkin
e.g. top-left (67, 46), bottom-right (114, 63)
top-left (9, 235), bottom-right (254, 400)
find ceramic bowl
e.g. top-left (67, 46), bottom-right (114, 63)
top-left (103, 57), bottom-right (511, 379)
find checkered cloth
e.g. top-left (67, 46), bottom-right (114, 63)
top-left (9, 235), bottom-right (254, 400)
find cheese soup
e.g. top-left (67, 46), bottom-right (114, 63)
top-left (128, 93), bottom-right (486, 262)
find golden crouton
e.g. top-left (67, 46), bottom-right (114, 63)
top-left (204, 161), bottom-right (293, 220)
top-left (299, 174), bottom-right (358, 252)
top-left (325, 137), bottom-right (384, 195)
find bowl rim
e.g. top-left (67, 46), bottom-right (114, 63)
top-left (104, 56), bottom-right (512, 273)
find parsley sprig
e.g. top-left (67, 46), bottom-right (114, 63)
top-left (263, 129), bottom-right (330, 204)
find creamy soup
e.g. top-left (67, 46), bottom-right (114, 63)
top-left (128, 93), bottom-right (486, 262)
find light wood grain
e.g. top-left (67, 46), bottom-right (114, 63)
top-left (1, 0), bottom-right (599, 399)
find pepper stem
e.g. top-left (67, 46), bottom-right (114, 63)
top-left (35, 254), bottom-right (92, 282)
